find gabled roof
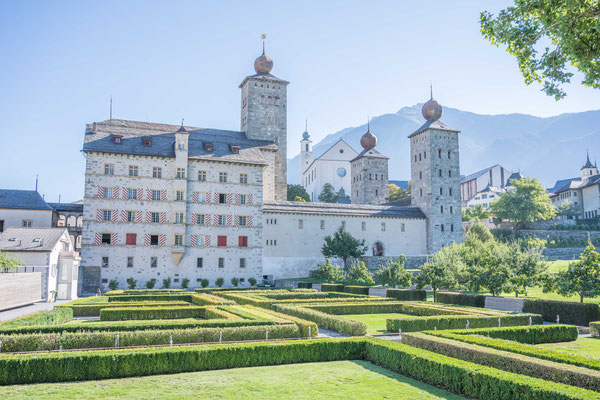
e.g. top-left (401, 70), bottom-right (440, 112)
top-left (0, 189), bottom-right (52, 210)
top-left (581, 174), bottom-right (600, 189)
top-left (350, 147), bottom-right (389, 162)
top-left (582, 152), bottom-right (594, 169)
top-left (460, 165), bottom-right (499, 184)
top-left (408, 119), bottom-right (459, 138)
top-left (0, 227), bottom-right (69, 252)
top-left (263, 201), bottom-right (426, 219)
top-left (303, 138), bottom-right (358, 172)
top-left (547, 177), bottom-right (583, 194)
top-left (506, 171), bottom-right (524, 184)
top-left (48, 202), bottom-right (84, 213)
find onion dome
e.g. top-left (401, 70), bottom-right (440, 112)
top-left (302, 130), bottom-right (310, 140)
top-left (254, 42), bottom-right (273, 74)
top-left (422, 98), bottom-right (443, 121)
top-left (360, 125), bottom-right (377, 150)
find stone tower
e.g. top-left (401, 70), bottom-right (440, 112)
top-left (299, 121), bottom-right (313, 183)
top-left (409, 93), bottom-right (463, 253)
top-left (240, 42), bottom-right (289, 201)
top-left (351, 125), bottom-right (389, 204)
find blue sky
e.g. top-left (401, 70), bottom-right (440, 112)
top-left (0, 0), bottom-right (598, 202)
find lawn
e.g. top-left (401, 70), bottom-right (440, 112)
top-left (344, 313), bottom-right (415, 334)
top-left (0, 360), bottom-right (465, 400)
top-left (536, 337), bottom-right (600, 359)
top-left (546, 259), bottom-right (575, 274)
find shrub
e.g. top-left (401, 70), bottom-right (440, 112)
top-left (231, 277), bottom-right (240, 287)
top-left (442, 324), bottom-right (578, 344)
top-left (191, 293), bottom-right (235, 306)
top-left (591, 321), bottom-right (600, 337)
top-left (146, 279), bottom-right (157, 289)
top-left (297, 282), bottom-right (312, 289)
top-left (64, 301), bottom-right (191, 317)
top-left (100, 306), bottom-right (207, 321)
top-left (435, 292), bottom-right (486, 308)
top-left (0, 308), bottom-right (72, 328)
top-left (386, 314), bottom-right (542, 333)
top-left (108, 279), bottom-right (119, 291)
top-left (248, 277), bottom-right (257, 287)
top-left (320, 283), bottom-right (344, 292)
top-left (216, 278), bottom-right (224, 287)
top-left (307, 302), bottom-right (406, 315)
top-left (315, 258), bottom-right (346, 283)
top-left (401, 332), bottom-right (600, 392)
top-left (126, 278), bottom-right (137, 290)
top-left (108, 294), bottom-right (193, 302)
top-left (523, 299), bottom-right (600, 326)
top-left (344, 285), bottom-right (370, 295)
top-left (386, 289), bottom-right (427, 301)
top-left (346, 260), bottom-right (374, 285)
top-left (162, 277), bottom-right (172, 289)
top-left (272, 304), bottom-right (366, 336)
top-left (181, 278), bottom-right (190, 289)
top-left (201, 278), bottom-right (209, 288)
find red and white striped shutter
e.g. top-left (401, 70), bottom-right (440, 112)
top-left (191, 235), bottom-right (197, 247)
top-left (96, 209), bottom-right (102, 221)
top-left (159, 234), bottom-right (166, 246)
top-left (145, 211), bottom-right (151, 223)
top-left (112, 210), bottom-right (118, 222)
top-left (136, 211), bottom-right (142, 222)
top-left (146, 189), bottom-right (152, 201)
top-left (205, 235), bottom-right (211, 246)
top-left (193, 192), bottom-right (198, 203)
top-left (247, 216), bottom-right (253, 226)
top-left (137, 188), bottom-right (143, 200)
top-left (226, 215), bottom-right (232, 226)
top-left (160, 212), bottom-right (167, 224)
top-left (114, 187), bottom-right (120, 199)
top-left (205, 214), bottom-right (211, 225)
top-left (122, 189), bottom-right (128, 200)
top-left (213, 215), bottom-right (219, 225)
top-left (94, 232), bottom-right (102, 244)
top-left (191, 213), bottom-right (196, 224)
top-left (235, 193), bottom-right (240, 204)
top-left (144, 234), bottom-right (150, 245)
top-left (226, 193), bottom-right (232, 204)
top-left (214, 193), bottom-right (220, 203)
top-left (161, 190), bottom-right (166, 201)
top-left (121, 210), bottom-right (127, 222)
top-left (205, 192), bottom-right (211, 203)
top-left (98, 186), bottom-right (104, 198)
top-left (234, 215), bottom-right (239, 226)
top-left (248, 194), bottom-right (253, 205)
top-left (111, 233), bottom-right (118, 245)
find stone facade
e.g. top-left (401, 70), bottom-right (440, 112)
top-left (350, 150), bottom-right (389, 205)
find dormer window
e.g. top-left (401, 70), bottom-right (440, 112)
top-left (231, 145), bottom-right (240, 154)
top-left (205, 143), bottom-right (214, 152)
top-left (113, 136), bottom-right (123, 144)
top-left (143, 138), bottom-right (152, 147)
top-left (8, 238), bottom-right (16, 242)
top-left (32, 238), bottom-right (41, 242)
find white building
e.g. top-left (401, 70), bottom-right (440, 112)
top-left (0, 227), bottom-right (79, 300)
top-left (465, 185), bottom-right (506, 210)
top-left (0, 189), bottom-right (56, 231)
top-left (460, 165), bottom-right (517, 206)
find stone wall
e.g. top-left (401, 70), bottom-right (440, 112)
top-left (361, 256), bottom-right (427, 270)
top-left (79, 265), bottom-right (100, 295)
top-left (0, 272), bottom-right (41, 310)
top-left (542, 247), bottom-right (585, 261)
top-left (518, 229), bottom-right (600, 240)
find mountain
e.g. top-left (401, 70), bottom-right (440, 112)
top-left (287, 105), bottom-right (600, 188)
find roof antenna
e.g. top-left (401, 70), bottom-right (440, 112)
top-left (58, 194), bottom-right (61, 203)
top-left (261, 34), bottom-right (267, 55)
top-left (305, 118), bottom-right (308, 132)
top-left (110, 95), bottom-right (113, 120)
top-left (35, 175), bottom-right (38, 192)
top-left (181, 118), bottom-right (184, 126)
top-left (430, 81), bottom-right (433, 100)
top-left (367, 116), bottom-right (370, 132)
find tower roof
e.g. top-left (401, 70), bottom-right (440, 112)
top-left (360, 119), bottom-right (377, 150)
top-left (582, 151), bottom-right (594, 169)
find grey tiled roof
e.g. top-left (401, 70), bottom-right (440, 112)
top-left (460, 165), bottom-right (499, 184)
top-left (83, 119), bottom-right (277, 166)
top-left (408, 119), bottom-right (459, 138)
top-left (263, 201), bottom-right (426, 219)
top-left (350, 147), bottom-right (389, 162)
top-left (548, 177), bottom-right (583, 194)
top-left (48, 202), bottom-right (84, 213)
top-left (0, 227), bottom-right (68, 252)
top-left (0, 189), bottom-right (52, 210)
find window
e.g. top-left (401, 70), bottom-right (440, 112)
top-left (151, 212), bottom-right (160, 223)
top-left (448, 170), bottom-right (452, 177)
top-left (401, 223), bottom-right (405, 232)
top-left (450, 206), bottom-right (453, 214)
top-left (240, 258), bottom-right (246, 268)
top-left (22, 220), bottom-right (32, 227)
top-left (439, 188), bottom-right (443, 195)
top-left (218, 258), bottom-right (225, 268)
top-left (101, 233), bottom-right (111, 244)
top-left (174, 234), bottom-right (183, 246)
top-left (102, 256), bottom-right (109, 268)
top-left (124, 188), bottom-right (135, 200)
top-left (144, 138), bottom-right (152, 146)
top-left (218, 215), bottom-right (226, 226)
top-left (176, 190), bottom-right (184, 201)
top-left (451, 224), bottom-right (454, 232)
top-left (419, 171), bottom-right (422, 179)
top-left (449, 188), bottom-right (453, 196)
top-left (196, 214), bottom-right (205, 225)
top-left (381, 222), bottom-right (386, 232)
top-left (102, 210), bottom-right (112, 221)
top-left (127, 257), bottom-right (134, 268)
top-left (239, 236), bottom-right (248, 247)
top-left (219, 193), bottom-right (227, 204)
top-left (320, 220), bottom-right (325, 230)
top-left (231, 146), bottom-right (240, 154)
top-left (240, 173), bottom-right (248, 184)
top-left (198, 170), bottom-right (207, 181)
top-left (128, 165), bottom-right (138, 177)
top-left (239, 216), bottom-right (247, 226)
top-left (440, 205), bottom-right (444, 213)
top-left (176, 168), bottom-right (186, 179)
top-left (151, 257), bottom-right (157, 268)
top-left (152, 190), bottom-right (161, 201)
top-left (439, 169), bottom-right (442, 177)
top-left (175, 213), bottom-right (184, 224)
top-left (197, 193), bottom-right (206, 203)
top-left (420, 188), bottom-right (423, 197)
top-left (125, 233), bottom-right (137, 245)
top-left (205, 144), bottom-right (214, 151)
top-left (127, 211), bottom-right (135, 222)
top-left (113, 136), bottom-right (122, 144)
top-left (448, 150), bottom-right (451, 159)
top-left (219, 172), bottom-right (228, 183)
top-left (298, 219), bottom-right (304, 229)
top-left (197, 258), bottom-right (203, 268)
top-left (104, 164), bottom-right (114, 175)
top-left (152, 167), bottom-right (162, 178)
top-left (441, 224), bottom-right (445, 232)
top-left (239, 194), bottom-right (247, 205)
top-left (438, 149), bottom-right (442, 158)
top-left (150, 235), bottom-right (159, 245)
top-left (103, 187), bottom-right (113, 198)
top-left (375, 189), bottom-right (378, 196)
top-left (362, 221), bottom-right (366, 231)
top-left (424, 151), bottom-right (426, 159)
top-left (218, 235), bottom-right (227, 247)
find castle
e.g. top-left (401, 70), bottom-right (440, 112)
top-left (79, 45), bottom-right (462, 291)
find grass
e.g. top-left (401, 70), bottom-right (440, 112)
top-left (344, 313), bottom-right (415, 334)
top-left (536, 337), bottom-right (600, 359)
top-left (0, 360), bottom-right (465, 400)
top-left (546, 260), bottom-right (574, 274)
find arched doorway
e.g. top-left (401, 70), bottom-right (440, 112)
top-left (373, 241), bottom-right (384, 256)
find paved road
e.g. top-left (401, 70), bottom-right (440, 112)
top-left (0, 300), bottom-right (71, 321)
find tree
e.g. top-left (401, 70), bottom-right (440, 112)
top-left (316, 258), bottom-right (346, 283)
top-left (388, 182), bottom-right (411, 201)
top-left (126, 278), bottom-right (137, 290)
top-left (318, 183), bottom-right (339, 203)
top-left (556, 200), bottom-right (582, 219)
top-left (287, 184), bottom-right (310, 202)
top-left (489, 177), bottom-right (555, 231)
top-left (0, 251), bottom-right (21, 273)
top-left (555, 242), bottom-right (600, 302)
top-left (162, 277), bottom-right (171, 289)
top-left (231, 277), bottom-right (240, 287)
top-left (466, 220), bottom-right (495, 243)
top-left (506, 243), bottom-right (549, 297)
top-left (480, 1), bottom-right (600, 100)
top-left (294, 196), bottom-right (306, 202)
top-left (200, 278), bottom-right (209, 288)
top-left (346, 260), bottom-right (375, 285)
top-left (321, 226), bottom-right (368, 269)
top-left (375, 255), bottom-right (412, 288)
top-left (215, 277), bottom-right (224, 287)
top-left (248, 277), bottom-right (257, 287)
top-left (145, 279), bottom-right (156, 289)
top-left (181, 278), bottom-right (190, 289)
top-left (415, 246), bottom-right (462, 300)
top-left (462, 204), bottom-right (491, 222)
top-left (108, 279), bottom-right (119, 291)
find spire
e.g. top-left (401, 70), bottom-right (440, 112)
top-left (109, 95), bottom-right (113, 120)
top-left (176, 118), bottom-right (188, 133)
top-left (430, 81), bottom-right (433, 100)
top-left (302, 118), bottom-right (310, 140)
top-left (261, 33), bottom-right (266, 55)
top-left (582, 149), bottom-right (594, 169)
top-left (305, 118), bottom-right (308, 132)
top-left (367, 116), bottom-right (371, 133)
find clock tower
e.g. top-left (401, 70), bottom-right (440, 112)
top-left (299, 122), bottom-right (313, 184)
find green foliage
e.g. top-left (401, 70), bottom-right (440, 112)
top-left (315, 258), bottom-right (346, 283)
top-left (162, 277), bottom-right (172, 289)
top-left (385, 289), bottom-right (427, 301)
top-left (248, 277), bottom-right (257, 287)
top-left (387, 314), bottom-right (542, 333)
top-left (321, 227), bottom-right (367, 268)
top-left (126, 278), bottom-right (137, 290)
top-left (108, 294), bottom-right (193, 302)
top-left (0, 308), bottom-right (72, 328)
top-left (320, 283), bottom-right (345, 292)
top-left (375, 255), bottom-right (411, 288)
top-left (488, 177), bottom-right (555, 230)
top-left (557, 200), bottom-right (582, 218)
top-left (591, 322), bottom-right (600, 337)
top-left (307, 302), bottom-right (406, 315)
top-left (415, 244), bottom-right (461, 299)
top-left (506, 243), bottom-right (549, 297)
top-left (439, 324), bottom-right (579, 344)
top-left (467, 221), bottom-right (495, 242)
top-left (100, 306), bottom-right (207, 321)
top-left (181, 278), bottom-right (190, 289)
top-left (0, 251), bottom-right (21, 272)
top-left (190, 293), bottom-right (235, 306)
top-left (231, 277), bottom-right (240, 287)
top-left (272, 304), bottom-right (367, 336)
top-left (480, 1), bottom-right (600, 99)
top-left (435, 292), bottom-right (486, 308)
top-left (523, 298), bottom-right (600, 326)
top-left (294, 196), bottom-right (306, 202)
top-left (462, 204), bottom-right (491, 222)
top-left (388, 182), bottom-right (411, 201)
top-left (215, 277), bottom-right (224, 287)
top-left (343, 286), bottom-right (370, 295)
top-left (145, 279), bottom-right (156, 289)
top-left (108, 279), bottom-right (119, 291)
top-left (345, 260), bottom-right (375, 285)
top-left (62, 301), bottom-right (191, 317)
top-left (317, 183), bottom-right (339, 203)
top-left (201, 278), bottom-right (209, 288)
top-left (286, 184), bottom-right (310, 202)
top-left (554, 242), bottom-right (600, 303)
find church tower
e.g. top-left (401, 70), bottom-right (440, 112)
top-left (409, 92), bottom-right (462, 253)
top-left (240, 40), bottom-right (289, 201)
top-left (351, 124), bottom-right (389, 205)
top-left (581, 151), bottom-right (598, 179)
top-left (299, 121), bottom-right (313, 183)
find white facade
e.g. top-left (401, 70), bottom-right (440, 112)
top-left (301, 139), bottom-right (358, 201)
top-left (461, 165), bottom-right (513, 204)
top-left (465, 186), bottom-right (505, 210)
top-left (0, 208), bottom-right (54, 230)
top-left (549, 154), bottom-right (600, 219)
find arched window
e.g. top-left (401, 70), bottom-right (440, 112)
top-left (260, 96), bottom-right (265, 104)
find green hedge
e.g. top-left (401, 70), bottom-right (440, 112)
top-left (260, 292), bottom-right (329, 300)
top-left (238, 305), bottom-right (319, 337)
top-left (426, 330), bottom-right (600, 371)
top-left (108, 294), bottom-right (193, 303)
top-left (194, 287), bottom-right (294, 294)
top-left (61, 301), bottom-right (191, 317)
top-left (344, 286), bottom-right (370, 295)
top-left (446, 324), bottom-right (579, 344)
top-left (386, 289), bottom-right (427, 301)
top-left (523, 299), bottom-right (600, 326)
top-left (320, 283), bottom-right (345, 292)
top-left (435, 292), bottom-right (486, 307)
top-left (100, 306), bottom-right (206, 321)
top-left (191, 293), bottom-right (235, 306)
top-left (0, 324), bottom-right (304, 353)
top-left (386, 314), bottom-right (542, 332)
top-left (272, 304), bottom-right (366, 336)
top-left (402, 332), bottom-right (600, 392)
top-left (297, 282), bottom-right (312, 289)
top-left (591, 322), bottom-right (600, 337)
top-left (106, 289), bottom-right (188, 296)
top-left (306, 302), bottom-right (406, 315)
top-left (0, 308), bottom-right (72, 328)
